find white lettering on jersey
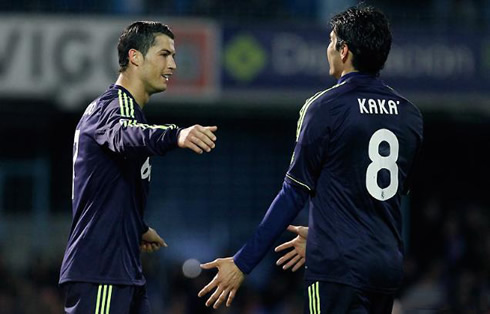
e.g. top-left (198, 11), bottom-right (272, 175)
top-left (83, 101), bottom-right (96, 116)
top-left (141, 157), bottom-right (151, 181)
top-left (388, 100), bottom-right (399, 115)
top-left (358, 98), bottom-right (369, 114)
top-left (358, 98), bottom-right (400, 115)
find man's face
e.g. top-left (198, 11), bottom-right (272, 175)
top-left (327, 30), bottom-right (343, 79)
top-left (139, 34), bottom-right (176, 94)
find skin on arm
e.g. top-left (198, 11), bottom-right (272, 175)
top-left (198, 257), bottom-right (245, 309)
top-left (178, 125), bottom-right (218, 154)
top-left (275, 225), bottom-right (308, 272)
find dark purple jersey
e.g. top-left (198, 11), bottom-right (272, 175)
top-left (59, 85), bottom-right (180, 286)
top-left (285, 72), bottom-right (423, 293)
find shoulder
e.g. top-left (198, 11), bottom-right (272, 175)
top-left (307, 81), bottom-right (352, 108)
top-left (96, 87), bottom-right (139, 118)
top-left (98, 87), bottom-right (123, 111)
top-left (384, 83), bottom-right (423, 124)
top-left (300, 80), bottom-right (352, 119)
top-left (295, 83), bottom-right (350, 140)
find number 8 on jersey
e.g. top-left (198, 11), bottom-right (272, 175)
top-left (366, 128), bottom-right (399, 201)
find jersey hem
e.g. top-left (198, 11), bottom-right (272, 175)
top-left (59, 276), bottom-right (146, 287)
top-left (304, 274), bottom-right (399, 294)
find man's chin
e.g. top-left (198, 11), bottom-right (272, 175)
top-left (150, 85), bottom-right (167, 95)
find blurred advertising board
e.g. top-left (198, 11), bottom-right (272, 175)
top-left (221, 25), bottom-right (490, 105)
top-left (0, 16), bottom-right (219, 109)
top-left (1, 16), bottom-right (489, 109)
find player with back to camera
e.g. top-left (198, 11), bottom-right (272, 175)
top-left (198, 5), bottom-right (423, 313)
top-left (59, 21), bottom-right (218, 314)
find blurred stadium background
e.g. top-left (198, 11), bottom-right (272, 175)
top-left (1, 0), bottom-right (489, 313)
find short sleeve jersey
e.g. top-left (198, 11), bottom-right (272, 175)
top-left (285, 72), bottom-right (423, 293)
top-left (59, 85), bottom-right (180, 286)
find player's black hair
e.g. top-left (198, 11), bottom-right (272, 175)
top-left (118, 21), bottom-right (175, 72)
top-left (330, 5), bottom-right (392, 76)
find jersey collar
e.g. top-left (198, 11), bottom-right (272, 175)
top-left (337, 72), bottom-right (376, 84)
top-left (110, 84), bottom-right (141, 109)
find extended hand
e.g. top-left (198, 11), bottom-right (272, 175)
top-left (140, 227), bottom-right (167, 253)
top-left (178, 125), bottom-right (217, 154)
top-left (198, 257), bottom-right (244, 309)
top-left (274, 225), bottom-right (308, 272)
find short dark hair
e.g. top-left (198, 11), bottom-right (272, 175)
top-left (118, 21), bottom-right (175, 72)
top-left (330, 6), bottom-right (392, 76)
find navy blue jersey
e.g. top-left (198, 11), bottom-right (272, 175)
top-left (59, 85), bottom-right (180, 286)
top-left (285, 72), bottom-right (423, 293)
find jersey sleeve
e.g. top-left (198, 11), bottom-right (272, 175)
top-left (233, 181), bottom-right (309, 274)
top-left (285, 99), bottom-right (330, 193)
top-left (94, 97), bottom-right (181, 158)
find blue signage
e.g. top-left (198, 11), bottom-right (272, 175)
top-left (221, 25), bottom-right (490, 95)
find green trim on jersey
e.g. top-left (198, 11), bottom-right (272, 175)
top-left (118, 89), bottom-right (135, 118)
top-left (295, 82), bottom-right (347, 141)
top-left (286, 174), bottom-right (312, 191)
top-left (117, 89), bottom-right (178, 130)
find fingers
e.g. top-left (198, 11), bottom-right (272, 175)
top-left (206, 126), bottom-right (218, 133)
top-left (287, 225), bottom-right (300, 234)
top-left (207, 284), bottom-right (223, 308)
top-left (213, 288), bottom-right (230, 309)
top-left (287, 225), bottom-right (298, 232)
top-left (140, 241), bottom-right (165, 253)
top-left (195, 125), bottom-right (217, 152)
top-left (297, 226), bottom-right (309, 238)
top-left (287, 225), bottom-right (309, 238)
top-left (275, 239), bottom-right (294, 252)
top-left (198, 275), bottom-right (218, 298)
top-left (283, 254), bottom-right (302, 270)
top-left (200, 260), bottom-right (219, 270)
top-left (276, 249), bottom-right (297, 267)
top-left (187, 141), bottom-right (205, 154)
top-left (292, 257), bottom-right (305, 272)
top-left (179, 125), bottom-right (218, 154)
top-left (190, 133), bottom-right (215, 153)
top-left (156, 236), bottom-right (167, 247)
top-left (202, 126), bottom-right (217, 141)
top-left (140, 243), bottom-right (153, 253)
top-left (226, 289), bottom-right (236, 307)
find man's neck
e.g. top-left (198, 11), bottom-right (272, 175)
top-left (115, 73), bottom-right (149, 109)
top-left (339, 67), bottom-right (358, 79)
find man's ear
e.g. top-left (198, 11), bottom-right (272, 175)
top-left (340, 44), bottom-right (350, 63)
top-left (128, 49), bottom-right (142, 67)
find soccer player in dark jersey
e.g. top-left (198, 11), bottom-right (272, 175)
top-left (198, 6), bottom-right (423, 313)
top-left (59, 21), bottom-right (217, 314)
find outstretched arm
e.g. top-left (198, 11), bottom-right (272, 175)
top-left (95, 97), bottom-right (217, 157)
top-left (198, 182), bottom-right (309, 309)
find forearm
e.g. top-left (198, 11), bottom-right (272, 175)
top-left (233, 182), bottom-right (309, 274)
top-left (100, 120), bottom-right (181, 157)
